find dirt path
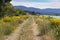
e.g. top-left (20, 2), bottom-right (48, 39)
top-left (5, 18), bottom-right (30, 40)
top-left (32, 17), bottom-right (50, 40)
top-left (18, 17), bottom-right (33, 40)
top-left (32, 17), bottom-right (41, 40)
top-left (18, 16), bottom-right (41, 40)
top-left (5, 16), bottom-right (51, 40)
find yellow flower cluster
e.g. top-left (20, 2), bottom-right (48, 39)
top-left (1, 15), bottom-right (29, 22)
top-left (50, 18), bottom-right (60, 23)
top-left (0, 20), bottom-right (3, 23)
top-left (35, 16), bottom-right (48, 19)
top-left (12, 16), bottom-right (20, 19)
top-left (12, 15), bottom-right (28, 19)
top-left (3, 16), bottom-right (12, 22)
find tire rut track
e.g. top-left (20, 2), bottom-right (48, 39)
top-left (18, 17), bottom-right (33, 40)
top-left (32, 17), bottom-right (41, 40)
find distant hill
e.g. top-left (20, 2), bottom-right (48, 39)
top-left (14, 6), bottom-right (60, 15)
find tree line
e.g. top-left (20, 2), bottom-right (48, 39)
top-left (0, 0), bottom-right (26, 18)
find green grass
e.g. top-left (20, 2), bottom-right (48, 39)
top-left (36, 19), bottom-right (51, 35)
top-left (0, 15), bottom-right (28, 40)
top-left (0, 15), bottom-right (60, 40)
top-left (36, 17), bottom-right (60, 40)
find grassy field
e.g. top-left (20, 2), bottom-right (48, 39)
top-left (35, 15), bottom-right (60, 40)
top-left (0, 15), bottom-right (60, 40)
top-left (0, 15), bottom-right (29, 40)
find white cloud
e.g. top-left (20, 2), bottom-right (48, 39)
top-left (48, 0), bottom-right (60, 2)
top-left (10, 2), bottom-right (60, 9)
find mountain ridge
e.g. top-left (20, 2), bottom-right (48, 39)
top-left (14, 6), bottom-right (60, 15)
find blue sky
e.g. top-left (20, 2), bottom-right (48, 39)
top-left (12, 0), bottom-right (60, 2)
top-left (12, 0), bottom-right (51, 2)
top-left (11, 0), bottom-right (60, 9)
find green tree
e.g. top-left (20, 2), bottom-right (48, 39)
top-left (0, 0), bottom-right (12, 17)
top-left (14, 8), bottom-right (26, 16)
top-left (31, 11), bottom-right (36, 15)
